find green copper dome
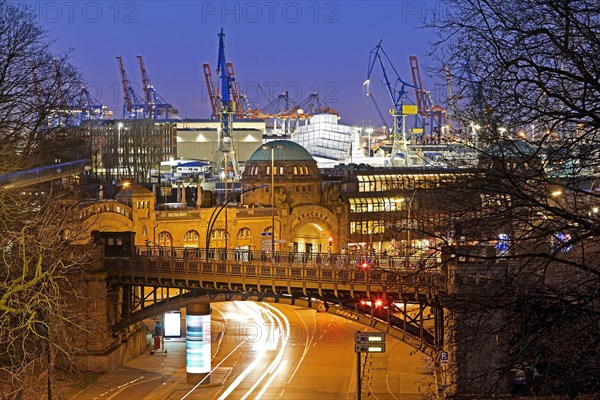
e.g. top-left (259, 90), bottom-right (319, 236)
top-left (248, 140), bottom-right (314, 162)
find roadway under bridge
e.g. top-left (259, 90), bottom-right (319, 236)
top-left (103, 246), bottom-right (447, 352)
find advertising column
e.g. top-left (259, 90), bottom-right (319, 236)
top-left (186, 302), bottom-right (211, 384)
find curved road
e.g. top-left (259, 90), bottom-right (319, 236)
top-left (72, 302), bottom-right (435, 400)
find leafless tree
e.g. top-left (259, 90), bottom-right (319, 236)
top-left (0, 190), bottom-right (93, 399)
top-left (425, 0), bottom-right (600, 397)
top-left (0, 1), bottom-right (94, 398)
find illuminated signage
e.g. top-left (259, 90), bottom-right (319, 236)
top-left (164, 312), bottom-right (181, 337)
top-left (186, 314), bottom-right (211, 374)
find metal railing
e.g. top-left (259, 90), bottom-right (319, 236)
top-left (104, 246), bottom-right (447, 296)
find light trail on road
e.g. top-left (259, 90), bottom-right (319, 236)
top-left (285, 307), bottom-right (316, 385)
top-left (248, 303), bottom-right (291, 399)
top-left (217, 301), bottom-right (291, 400)
top-left (180, 334), bottom-right (250, 400)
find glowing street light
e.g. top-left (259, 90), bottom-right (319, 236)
top-left (117, 122), bottom-right (123, 180)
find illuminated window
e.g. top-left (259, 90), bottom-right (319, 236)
top-left (158, 231), bottom-right (173, 246)
top-left (184, 230), bottom-right (199, 242)
top-left (211, 229), bottom-right (227, 240)
top-left (238, 228), bottom-right (251, 238)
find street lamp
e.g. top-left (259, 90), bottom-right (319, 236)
top-left (205, 184), bottom-right (268, 262)
top-left (262, 144), bottom-right (283, 257)
top-left (401, 191), bottom-right (417, 267)
top-left (117, 122), bottom-right (123, 181)
top-left (365, 128), bottom-right (373, 161)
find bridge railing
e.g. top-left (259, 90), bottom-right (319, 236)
top-left (134, 246), bottom-right (441, 272)
top-left (105, 246), bottom-right (447, 293)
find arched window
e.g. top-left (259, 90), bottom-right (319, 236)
top-left (184, 230), bottom-right (199, 242)
top-left (157, 231), bottom-right (172, 246)
top-left (238, 228), bottom-right (251, 238)
top-left (211, 229), bottom-right (227, 240)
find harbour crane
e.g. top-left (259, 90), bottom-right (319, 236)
top-left (203, 61), bottom-right (248, 120)
top-left (409, 55), bottom-right (446, 142)
top-left (78, 86), bottom-right (112, 121)
top-left (203, 63), bottom-right (220, 119)
top-left (137, 55), bottom-right (179, 120)
top-left (42, 60), bottom-right (110, 126)
top-left (291, 92), bottom-right (338, 117)
top-left (445, 59), bottom-right (484, 144)
top-left (226, 62), bottom-right (245, 118)
top-left (213, 29), bottom-right (239, 179)
top-left (117, 56), bottom-right (146, 119)
top-left (51, 58), bottom-right (78, 126)
top-left (365, 40), bottom-right (416, 165)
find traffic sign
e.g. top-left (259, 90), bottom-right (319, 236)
top-left (440, 351), bottom-right (449, 365)
top-left (355, 331), bottom-right (386, 343)
top-left (355, 343), bottom-right (386, 353)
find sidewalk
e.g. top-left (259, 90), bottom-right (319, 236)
top-left (71, 338), bottom-right (230, 400)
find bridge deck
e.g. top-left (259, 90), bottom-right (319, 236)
top-left (104, 248), bottom-right (447, 301)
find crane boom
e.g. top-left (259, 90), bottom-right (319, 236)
top-left (445, 65), bottom-right (455, 117)
top-left (203, 63), bottom-right (220, 119)
top-left (30, 61), bottom-right (42, 107)
top-left (409, 55), bottom-right (427, 116)
top-left (137, 55), bottom-right (153, 116)
top-left (117, 56), bottom-right (149, 119)
top-left (117, 56), bottom-right (133, 114)
top-left (226, 62), bottom-right (244, 118)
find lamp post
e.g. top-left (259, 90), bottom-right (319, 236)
top-left (270, 147), bottom-right (275, 256)
top-left (366, 127), bottom-right (373, 161)
top-left (117, 122), bottom-right (123, 181)
top-left (403, 191), bottom-right (417, 268)
top-left (262, 144), bottom-right (283, 258)
top-left (205, 184), bottom-right (268, 262)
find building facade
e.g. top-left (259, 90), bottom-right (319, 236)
top-left (80, 140), bottom-right (481, 261)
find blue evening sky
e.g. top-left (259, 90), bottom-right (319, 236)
top-left (20, 0), bottom-right (445, 126)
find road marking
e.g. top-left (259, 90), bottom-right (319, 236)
top-left (98, 376), bottom-right (145, 400)
top-left (239, 304), bottom-right (282, 399)
top-left (180, 329), bottom-right (250, 399)
top-left (286, 307), bottom-right (315, 384)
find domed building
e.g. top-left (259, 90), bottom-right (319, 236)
top-left (80, 139), bottom-right (469, 259)
top-left (241, 140), bottom-right (345, 254)
top-left (80, 140), bottom-right (347, 255)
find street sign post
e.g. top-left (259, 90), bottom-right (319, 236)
top-left (355, 331), bottom-right (386, 399)
top-left (355, 331), bottom-right (385, 344)
top-left (440, 351), bottom-right (449, 366)
top-left (354, 343), bottom-right (386, 353)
